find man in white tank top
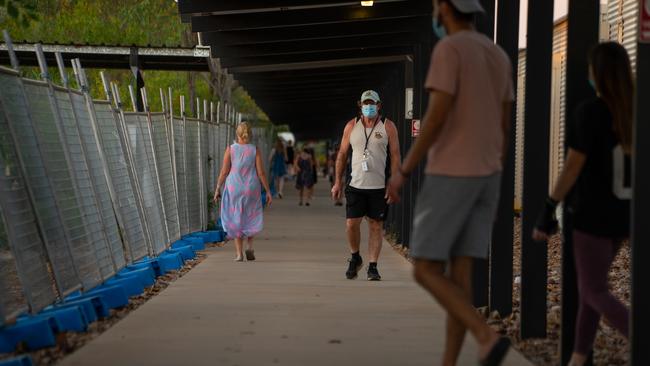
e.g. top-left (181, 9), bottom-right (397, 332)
top-left (331, 90), bottom-right (401, 281)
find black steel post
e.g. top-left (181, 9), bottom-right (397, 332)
top-left (402, 57), bottom-right (414, 247)
top-left (129, 46), bottom-right (145, 112)
top-left (562, 1), bottom-right (599, 364)
top-left (471, 0), bottom-right (496, 309)
top-left (489, 0), bottom-right (520, 317)
top-left (631, 37), bottom-right (650, 366)
top-left (520, 0), bottom-right (554, 339)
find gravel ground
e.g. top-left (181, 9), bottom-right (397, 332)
top-left (0, 250), bottom-right (211, 366)
top-left (387, 218), bottom-right (630, 366)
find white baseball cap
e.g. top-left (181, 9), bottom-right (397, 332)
top-left (360, 90), bottom-right (381, 103)
top-left (446, 0), bottom-right (485, 13)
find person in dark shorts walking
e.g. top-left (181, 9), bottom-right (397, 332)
top-left (533, 42), bottom-right (633, 366)
top-left (295, 148), bottom-right (315, 206)
top-left (387, 0), bottom-right (514, 364)
top-left (332, 90), bottom-right (401, 281)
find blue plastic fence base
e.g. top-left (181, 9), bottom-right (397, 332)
top-left (167, 245), bottom-right (196, 261)
top-left (55, 296), bottom-right (108, 322)
top-left (22, 306), bottom-right (87, 333)
top-left (85, 284), bottom-right (130, 309)
top-left (203, 230), bottom-right (225, 243)
top-left (0, 317), bottom-right (57, 352)
top-left (106, 275), bottom-right (145, 298)
top-left (0, 355), bottom-right (33, 366)
top-left (189, 232), bottom-right (210, 244)
top-left (134, 257), bottom-right (163, 277)
top-left (118, 267), bottom-right (156, 288)
top-left (127, 262), bottom-right (157, 280)
top-left (157, 252), bottom-right (183, 273)
top-left (182, 237), bottom-right (205, 251)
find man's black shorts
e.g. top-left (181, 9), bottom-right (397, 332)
top-left (345, 185), bottom-right (388, 221)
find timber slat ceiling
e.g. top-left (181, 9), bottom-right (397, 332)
top-left (179, 0), bottom-right (432, 138)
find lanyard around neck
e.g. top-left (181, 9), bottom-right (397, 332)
top-left (362, 117), bottom-right (380, 152)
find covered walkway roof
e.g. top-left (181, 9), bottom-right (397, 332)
top-left (179, 0), bottom-right (432, 138)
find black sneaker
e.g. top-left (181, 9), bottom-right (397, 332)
top-left (345, 256), bottom-right (363, 279)
top-left (367, 265), bottom-right (381, 281)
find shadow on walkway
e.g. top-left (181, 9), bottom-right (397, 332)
top-left (60, 181), bottom-right (531, 366)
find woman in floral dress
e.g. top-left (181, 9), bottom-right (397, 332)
top-left (214, 122), bottom-right (272, 261)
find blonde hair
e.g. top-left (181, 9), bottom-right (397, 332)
top-left (236, 122), bottom-right (252, 143)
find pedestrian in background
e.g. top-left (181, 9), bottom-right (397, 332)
top-left (269, 139), bottom-right (288, 199)
top-left (533, 42), bottom-right (633, 366)
top-left (214, 122), bottom-right (273, 262)
top-left (295, 148), bottom-right (315, 206)
top-left (387, 0), bottom-right (514, 364)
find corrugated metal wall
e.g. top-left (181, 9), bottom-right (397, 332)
top-left (513, 0), bottom-right (637, 211)
top-left (608, 0), bottom-right (639, 69)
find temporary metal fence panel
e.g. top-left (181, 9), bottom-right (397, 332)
top-left (53, 88), bottom-right (116, 279)
top-left (0, 97), bottom-right (54, 318)
top-left (0, 205), bottom-right (29, 325)
top-left (123, 113), bottom-right (168, 254)
top-left (185, 118), bottom-right (202, 233)
top-left (200, 120), bottom-right (210, 230)
top-left (0, 68), bottom-right (83, 297)
top-left (9, 76), bottom-right (101, 291)
top-left (207, 122), bottom-right (218, 225)
top-left (150, 112), bottom-right (181, 242)
top-left (93, 102), bottom-right (150, 261)
top-left (70, 91), bottom-right (127, 270)
top-left (218, 124), bottom-right (229, 171)
top-left (172, 117), bottom-right (190, 235)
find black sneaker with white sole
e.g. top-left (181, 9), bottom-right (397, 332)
top-left (345, 255), bottom-right (363, 279)
top-left (367, 264), bottom-right (381, 281)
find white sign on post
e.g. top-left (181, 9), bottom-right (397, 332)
top-left (641, 0), bottom-right (650, 43)
top-left (405, 88), bottom-right (413, 119)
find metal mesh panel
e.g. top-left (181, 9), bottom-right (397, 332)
top-left (150, 113), bottom-right (180, 242)
top-left (200, 121), bottom-right (210, 230)
top-left (53, 88), bottom-right (115, 279)
top-left (123, 113), bottom-right (168, 254)
top-left (69, 91), bottom-right (127, 270)
top-left (185, 119), bottom-right (201, 232)
top-left (173, 117), bottom-right (189, 235)
top-left (0, 70), bottom-right (89, 294)
top-left (0, 206), bottom-right (29, 325)
top-left (0, 101), bottom-right (46, 320)
top-left (93, 102), bottom-right (149, 260)
top-left (207, 123), bottom-right (217, 225)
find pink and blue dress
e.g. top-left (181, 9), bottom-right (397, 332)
top-left (220, 143), bottom-right (263, 239)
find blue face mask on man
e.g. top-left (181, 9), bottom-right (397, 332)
top-left (362, 104), bottom-right (378, 118)
top-left (432, 2), bottom-right (447, 39)
top-left (432, 18), bottom-right (447, 39)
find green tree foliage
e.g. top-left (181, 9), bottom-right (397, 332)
top-left (0, 0), bottom-right (269, 120)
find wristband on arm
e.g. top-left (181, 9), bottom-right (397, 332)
top-left (534, 197), bottom-right (559, 236)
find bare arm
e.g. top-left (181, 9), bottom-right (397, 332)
top-left (550, 148), bottom-right (587, 202)
top-left (400, 91), bottom-right (454, 175)
top-left (214, 146), bottom-right (232, 199)
top-left (256, 147), bottom-right (272, 194)
top-left (385, 120), bottom-right (402, 178)
top-left (501, 101), bottom-right (513, 168)
top-left (334, 120), bottom-right (355, 186)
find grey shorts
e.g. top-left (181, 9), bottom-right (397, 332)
top-left (410, 174), bottom-right (501, 261)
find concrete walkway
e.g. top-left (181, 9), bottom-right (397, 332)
top-left (60, 183), bottom-right (532, 366)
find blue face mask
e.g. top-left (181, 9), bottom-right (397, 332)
top-left (432, 17), bottom-right (447, 39)
top-left (362, 104), bottom-right (378, 118)
top-left (588, 78), bottom-right (596, 91)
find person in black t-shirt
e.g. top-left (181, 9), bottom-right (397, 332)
top-left (533, 42), bottom-right (633, 366)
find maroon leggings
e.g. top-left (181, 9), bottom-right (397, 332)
top-left (573, 230), bottom-right (629, 355)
